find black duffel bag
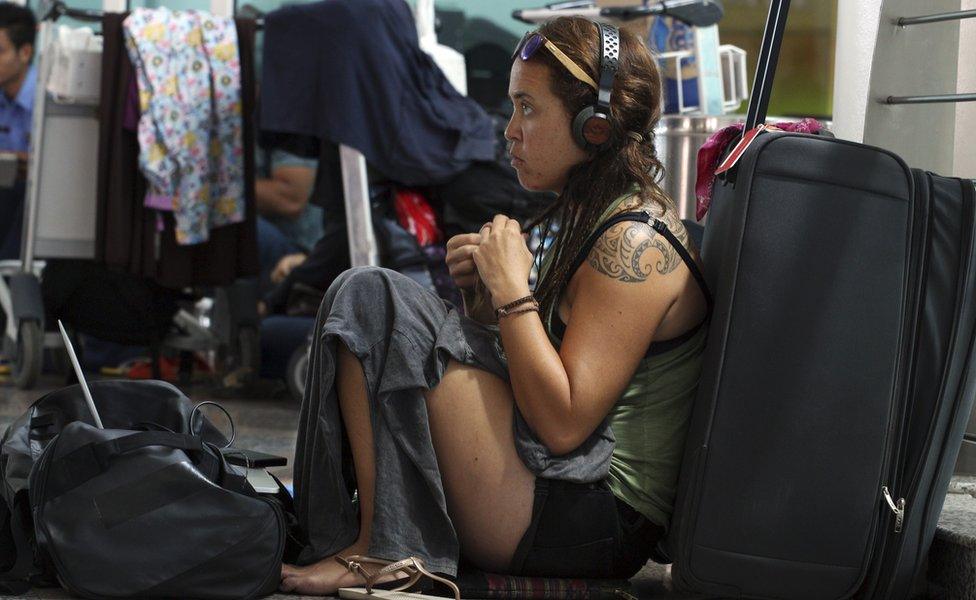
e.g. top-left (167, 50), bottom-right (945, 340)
top-left (31, 422), bottom-right (284, 599)
top-left (0, 380), bottom-right (285, 598)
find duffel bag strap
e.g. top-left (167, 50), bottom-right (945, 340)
top-left (56, 432), bottom-right (219, 494)
top-left (93, 431), bottom-right (205, 466)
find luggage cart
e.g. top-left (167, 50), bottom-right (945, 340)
top-left (0, 1), bottom-right (102, 389)
top-left (0, 0), bottom-right (260, 389)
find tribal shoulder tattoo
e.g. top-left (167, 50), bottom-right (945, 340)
top-left (586, 204), bottom-right (690, 283)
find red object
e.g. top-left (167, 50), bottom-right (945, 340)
top-left (119, 355), bottom-right (213, 381)
top-left (394, 189), bottom-right (442, 246)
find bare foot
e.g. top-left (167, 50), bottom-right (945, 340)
top-left (279, 544), bottom-right (409, 596)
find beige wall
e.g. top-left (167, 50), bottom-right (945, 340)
top-left (862, 0), bottom-right (961, 174)
top-left (834, 0), bottom-right (974, 177)
top-left (955, 0), bottom-right (976, 178)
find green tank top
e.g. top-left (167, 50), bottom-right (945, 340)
top-left (540, 188), bottom-right (706, 530)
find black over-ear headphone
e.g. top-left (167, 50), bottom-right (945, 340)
top-left (571, 22), bottom-right (620, 150)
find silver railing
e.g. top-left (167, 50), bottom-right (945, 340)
top-left (884, 8), bottom-right (976, 107)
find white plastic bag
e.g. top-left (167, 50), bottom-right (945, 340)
top-left (47, 26), bottom-right (102, 104)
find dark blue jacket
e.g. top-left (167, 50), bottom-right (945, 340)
top-left (260, 0), bottom-right (496, 186)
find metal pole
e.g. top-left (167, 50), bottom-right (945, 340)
top-left (21, 22), bottom-right (52, 274)
top-left (745, 0), bottom-right (791, 130)
top-left (897, 9), bottom-right (976, 26)
top-left (885, 93), bottom-right (976, 105)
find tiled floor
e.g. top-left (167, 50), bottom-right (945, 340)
top-left (0, 375), bottom-right (683, 600)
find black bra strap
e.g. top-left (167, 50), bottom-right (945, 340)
top-left (648, 217), bottom-right (714, 313)
top-left (568, 211), bottom-right (713, 313)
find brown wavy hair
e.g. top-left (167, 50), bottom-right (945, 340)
top-left (522, 17), bottom-right (668, 322)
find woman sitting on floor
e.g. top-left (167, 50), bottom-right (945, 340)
top-left (280, 16), bottom-right (711, 596)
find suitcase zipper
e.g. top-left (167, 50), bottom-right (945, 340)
top-left (897, 176), bottom-right (973, 535)
top-left (901, 177), bottom-right (976, 503)
top-left (878, 178), bottom-right (976, 597)
top-left (879, 169), bottom-right (935, 541)
top-left (875, 170), bottom-right (929, 544)
top-left (862, 167), bottom-right (926, 596)
top-left (881, 486), bottom-right (906, 534)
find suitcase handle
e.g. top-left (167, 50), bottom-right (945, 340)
top-left (744, 0), bottom-right (791, 131)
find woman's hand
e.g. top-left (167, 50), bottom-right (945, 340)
top-left (472, 214), bottom-right (534, 307)
top-left (447, 232), bottom-right (496, 323)
top-left (445, 233), bottom-right (482, 291)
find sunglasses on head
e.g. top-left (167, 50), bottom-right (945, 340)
top-left (512, 32), bottom-right (598, 91)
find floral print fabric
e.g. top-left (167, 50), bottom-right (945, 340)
top-left (123, 8), bottom-right (245, 245)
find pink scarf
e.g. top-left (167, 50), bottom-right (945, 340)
top-left (695, 118), bottom-right (823, 220)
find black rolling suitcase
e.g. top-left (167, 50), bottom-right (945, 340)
top-left (664, 1), bottom-right (976, 598)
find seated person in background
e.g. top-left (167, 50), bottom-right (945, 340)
top-left (0, 2), bottom-right (36, 260)
top-left (255, 147), bottom-right (322, 292)
top-left (280, 17), bottom-right (709, 595)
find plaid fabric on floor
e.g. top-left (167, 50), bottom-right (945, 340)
top-left (455, 570), bottom-right (635, 600)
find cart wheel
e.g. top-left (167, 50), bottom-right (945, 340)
top-left (286, 343), bottom-right (309, 404)
top-left (237, 326), bottom-right (260, 383)
top-left (12, 320), bottom-right (43, 390)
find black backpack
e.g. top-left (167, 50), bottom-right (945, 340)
top-left (0, 380), bottom-right (286, 598)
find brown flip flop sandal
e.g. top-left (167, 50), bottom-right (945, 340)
top-left (336, 555), bottom-right (462, 600)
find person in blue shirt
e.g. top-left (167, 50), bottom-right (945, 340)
top-left (0, 2), bottom-right (37, 260)
top-left (254, 147), bottom-right (322, 293)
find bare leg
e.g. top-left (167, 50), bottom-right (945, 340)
top-left (424, 361), bottom-right (535, 572)
top-left (280, 343), bottom-right (388, 594)
top-left (281, 353), bottom-right (536, 594)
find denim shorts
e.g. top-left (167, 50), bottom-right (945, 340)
top-left (509, 478), bottom-right (664, 579)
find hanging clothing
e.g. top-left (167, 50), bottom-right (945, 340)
top-left (123, 8), bottom-right (245, 245)
top-left (97, 13), bottom-right (258, 288)
top-left (260, 0), bottom-right (496, 187)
